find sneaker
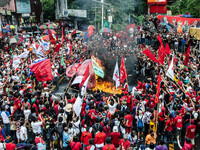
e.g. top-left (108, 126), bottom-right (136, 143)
top-left (141, 137), bottom-right (143, 141)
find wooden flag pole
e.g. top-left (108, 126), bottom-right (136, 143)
top-left (155, 102), bottom-right (159, 133)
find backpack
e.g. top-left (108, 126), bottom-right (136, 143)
top-left (93, 123), bottom-right (100, 133)
top-left (137, 116), bottom-right (144, 128)
top-left (56, 123), bottom-right (63, 134)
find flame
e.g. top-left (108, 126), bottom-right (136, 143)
top-left (91, 55), bottom-right (122, 94)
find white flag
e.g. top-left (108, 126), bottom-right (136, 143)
top-left (81, 75), bottom-right (90, 97)
top-left (19, 51), bottom-right (29, 58)
top-left (166, 57), bottom-right (174, 81)
top-left (73, 96), bottom-right (83, 116)
top-left (43, 42), bottom-right (49, 51)
top-left (36, 45), bottom-right (45, 58)
top-left (72, 76), bottom-right (83, 85)
top-left (113, 61), bottom-right (120, 89)
top-left (12, 55), bottom-right (21, 68)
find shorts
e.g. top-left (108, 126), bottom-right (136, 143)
top-left (125, 127), bottom-right (132, 133)
top-left (51, 135), bottom-right (56, 141)
top-left (57, 133), bottom-right (63, 141)
top-left (137, 127), bottom-right (144, 133)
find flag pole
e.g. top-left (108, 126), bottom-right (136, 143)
top-left (155, 102), bottom-right (159, 133)
top-left (124, 57), bottom-right (129, 90)
top-left (65, 76), bottom-right (75, 94)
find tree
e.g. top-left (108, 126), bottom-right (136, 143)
top-left (41, 0), bottom-right (55, 21)
top-left (168, 0), bottom-right (200, 18)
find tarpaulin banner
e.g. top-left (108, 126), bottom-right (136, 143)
top-left (190, 28), bottom-right (200, 40)
top-left (91, 57), bottom-right (104, 78)
top-left (127, 24), bottom-right (135, 38)
top-left (157, 15), bottom-right (200, 33)
top-left (148, 0), bottom-right (167, 4)
top-left (157, 15), bottom-right (200, 26)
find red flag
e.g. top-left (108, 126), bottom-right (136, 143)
top-left (158, 46), bottom-right (165, 65)
top-left (48, 29), bottom-right (56, 45)
top-left (17, 36), bottom-right (24, 46)
top-left (54, 44), bottom-right (61, 53)
top-left (68, 40), bottom-right (72, 55)
top-left (165, 43), bottom-right (171, 55)
top-left (157, 35), bottom-right (164, 48)
top-left (29, 59), bottom-right (53, 82)
top-left (71, 29), bottom-right (76, 36)
top-left (79, 65), bottom-right (89, 88)
top-left (155, 73), bottom-right (162, 104)
top-left (184, 45), bottom-right (191, 66)
top-left (120, 56), bottom-right (127, 84)
top-left (126, 24), bottom-right (135, 33)
top-left (29, 37), bottom-right (33, 44)
top-left (61, 27), bottom-right (64, 45)
top-left (143, 49), bottom-right (158, 63)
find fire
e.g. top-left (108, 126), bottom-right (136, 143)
top-left (91, 55), bottom-right (122, 94)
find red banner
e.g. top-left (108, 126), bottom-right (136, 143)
top-left (157, 15), bottom-right (200, 26)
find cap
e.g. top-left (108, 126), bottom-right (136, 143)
top-left (124, 134), bottom-right (128, 139)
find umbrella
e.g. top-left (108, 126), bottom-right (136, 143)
top-left (2, 28), bottom-right (11, 33)
top-left (41, 35), bottom-right (56, 41)
top-left (41, 35), bottom-right (50, 41)
top-left (40, 25), bottom-right (47, 30)
top-left (5, 25), bottom-right (15, 29)
top-left (88, 25), bottom-right (95, 30)
top-left (99, 28), bottom-right (111, 33)
top-left (43, 29), bottom-right (56, 34)
top-left (48, 24), bottom-right (57, 29)
top-left (9, 38), bottom-right (17, 44)
top-left (46, 22), bottom-right (58, 27)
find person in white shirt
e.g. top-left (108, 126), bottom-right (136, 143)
top-left (107, 96), bottom-right (118, 115)
top-left (20, 121), bottom-right (27, 142)
top-left (0, 106), bottom-right (10, 136)
top-left (23, 106), bottom-right (31, 123)
top-left (31, 118), bottom-right (43, 136)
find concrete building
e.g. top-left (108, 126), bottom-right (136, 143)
top-left (55, 0), bottom-right (68, 20)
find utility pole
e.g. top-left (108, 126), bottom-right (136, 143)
top-left (101, 0), bottom-right (104, 29)
top-left (91, 0), bottom-right (111, 29)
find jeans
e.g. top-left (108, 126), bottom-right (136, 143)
top-left (4, 123), bottom-right (10, 136)
top-left (166, 131), bottom-right (173, 142)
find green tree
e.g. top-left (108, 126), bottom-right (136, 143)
top-left (168, 0), bottom-right (200, 18)
top-left (41, 0), bottom-right (55, 21)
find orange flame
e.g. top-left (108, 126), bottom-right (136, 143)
top-left (91, 55), bottom-right (122, 94)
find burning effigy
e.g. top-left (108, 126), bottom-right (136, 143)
top-left (66, 57), bottom-right (122, 94)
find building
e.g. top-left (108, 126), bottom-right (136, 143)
top-left (16, 0), bottom-right (42, 24)
top-left (55, 0), bottom-right (68, 20)
top-left (0, 0), bottom-right (18, 25)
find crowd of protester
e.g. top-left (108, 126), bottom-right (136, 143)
top-left (0, 15), bottom-right (199, 150)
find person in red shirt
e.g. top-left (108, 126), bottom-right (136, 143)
top-left (81, 127), bottom-right (92, 149)
top-left (136, 79), bottom-right (142, 90)
top-left (110, 126), bottom-right (121, 148)
top-left (119, 134), bottom-right (130, 150)
top-left (158, 106), bottom-right (166, 138)
top-left (186, 119), bottom-right (196, 145)
top-left (6, 138), bottom-right (16, 150)
top-left (181, 138), bottom-right (193, 150)
top-left (84, 139), bottom-right (97, 150)
top-left (124, 111), bottom-right (133, 133)
top-left (70, 136), bottom-right (82, 150)
top-left (35, 134), bottom-right (44, 149)
top-left (174, 111), bottom-right (183, 142)
top-left (102, 137), bottom-right (116, 150)
top-left (164, 114), bottom-right (173, 142)
top-left (94, 126), bottom-right (106, 149)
